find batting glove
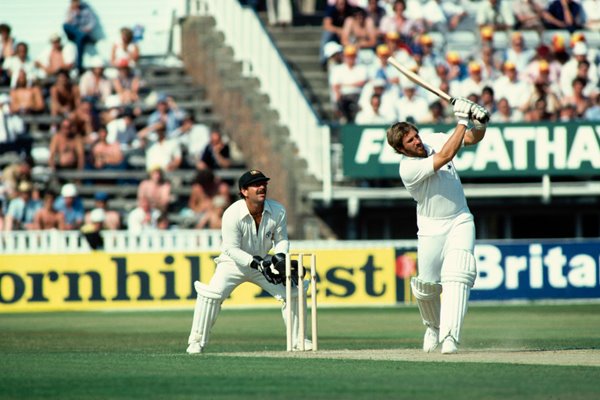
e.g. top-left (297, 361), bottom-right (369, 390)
top-left (452, 97), bottom-right (471, 120)
top-left (470, 103), bottom-right (490, 123)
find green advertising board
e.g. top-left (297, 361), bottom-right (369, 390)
top-left (342, 122), bottom-right (600, 178)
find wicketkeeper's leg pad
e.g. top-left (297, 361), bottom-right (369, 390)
top-left (188, 281), bottom-right (223, 347)
top-left (440, 249), bottom-right (476, 343)
top-left (411, 277), bottom-right (442, 329)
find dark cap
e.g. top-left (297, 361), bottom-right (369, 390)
top-left (94, 191), bottom-right (109, 201)
top-left (238, 169), bottom-right (270, 190)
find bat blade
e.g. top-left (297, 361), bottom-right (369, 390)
top-left (387, 56), bottom-right (454, 103)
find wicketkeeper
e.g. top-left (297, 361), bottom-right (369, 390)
top-left (386, 98), bottom-right (490, 354)
top-left (186, 169), bottom-right (310, 354)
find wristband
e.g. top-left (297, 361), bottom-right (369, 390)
top-left (457, 119), bottom-right (469, 127)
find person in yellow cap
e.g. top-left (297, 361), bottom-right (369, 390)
top-left (504, 31), bottom-right (536, 77)
top-left (457, 61), bottom-right (489, 99)
top-left (492, 61), bottom-right (529, 111)
top-left (330, 44), bottom-right (368, 123)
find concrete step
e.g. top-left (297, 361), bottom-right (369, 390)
top-left (269, 26), bottom-right (322, 42)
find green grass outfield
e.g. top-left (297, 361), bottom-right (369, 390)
top-left (2, 304), bottom-right (600, 400)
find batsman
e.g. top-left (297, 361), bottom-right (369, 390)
top-left (186, 169), bottom-right (310, 354)
top-left (386, 98), bottom-right (490, 354)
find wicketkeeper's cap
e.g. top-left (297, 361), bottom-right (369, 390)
top-left (238, 169), bottom-right (270, 190)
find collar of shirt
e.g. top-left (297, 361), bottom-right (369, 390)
top-left (240, 199), bottom-right (273, 221)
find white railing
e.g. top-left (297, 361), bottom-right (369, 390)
top-left (193, 0), bottom-right (332, 201)
top-left (0, 230), bottom-right (223, 254)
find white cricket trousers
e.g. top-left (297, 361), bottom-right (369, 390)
top-left (416, 212), bottom-right (475, 282)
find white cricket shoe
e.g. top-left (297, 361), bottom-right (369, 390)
top-left (422, 327), bottom-right (439, 353)
top-left (186, 342), bottom-right (204, 354)
top-left (293, 339), bottom-right (313, 351)
top-left (441, 336), bottom-right (458, 355)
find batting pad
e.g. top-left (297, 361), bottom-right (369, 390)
top-left (188, 281), bottom-right (223, 346)
top-left (439, 250), bottom-right (476, 343)
top-left (411, 277), bottom-right (442, 329)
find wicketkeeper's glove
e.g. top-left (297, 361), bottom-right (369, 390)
top-left (251, 256), bottom-right (283, 285)
top-left (272, 253), bottom-right (305, 286)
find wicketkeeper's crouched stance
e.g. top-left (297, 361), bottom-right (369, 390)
top-left (186, 170), bottom-right (310, 354)
top-left (387, 98), bottom-right (490, 354)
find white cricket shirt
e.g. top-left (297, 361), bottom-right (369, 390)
top-left (399, 132), bottom-right (470, 231)
top-left (216, 198), bottom-right (289, 267)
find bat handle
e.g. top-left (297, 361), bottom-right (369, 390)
top-left (450, 97), bottom-right (456, 105)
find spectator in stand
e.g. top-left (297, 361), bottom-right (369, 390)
top-left (1, 154), bottom-right (33, 202)
top-left (111, 27), bottom-right (140, 68)
top-left (2, 42), bottom-right (36, 84)
top-left (379, 0), bottom-right (424, 43)
top-left (355, 93), bottom-right (395, 125)
top-left (127, 196), bottom-right (160, 232)
top-left (480, 86), bottom-right (497, 115)
top-left (331, 44), bottom-right (368, 123)
top-left (197, 127), bottom-right (232, 171)
top-left (106, 107), bottom-right (138, 152)
top-left (147, 95), bottom-right (184, 136)
top-left (493, 61), bottom-right (529, 111)
top-left (48, 118), bottom-right (85, 171)
top-left (68, 97), bottom-right (98, 143)
top-left (476, 0), bottom-right (515, 32)
top-left (0, 93), bottom-right (29, 154)
top-left (157, 212), bottom-right (172, 230)
top-left (112, 59), bottom-right (140, 106)
top-left (84, 191), bottom-right (121, 230)
top-left (456, 61), bottom-right (489, 99)
top-left (358, 77), bottom-right (397, 117)
top-left (143, 122), bottom-right (182, 172)
top-left (341, 7), bottom-right (378, 65)
top-left (4, 180), bottom-right (41, 231)
top-left (79, 57), bottom-right (112, 107)
top-left (562, 77), bottom-right (592, 118)
top-left (89, 126), bottom-right (126, 170)
top-left (558, 103), bottom-right (578, 121)
top-left (137, 166), bottom-right (172, 213)
top-left (216, 180), bottom-right (233, 209)
top-left (34, 33), bottom-right (76, 78)
top-left (0, 23), bottom-right (14, 62)
top-left (365, 0), bottom-right (387, 40)
top-left (513, 0), bottom-right (546, 32)
top-left (582, 0), bottom-right (600, 30)
top-left (54, 182), bottom-right (85, 230)
top-left (419, 35), bottom-right (443, 69)
top-left (551, 33), bottom-right (570, 65)
top-left (422, 100), bottom-right (451, 124)
top-left (319, 0), bottom-right (355, 66)
top-left (80, 207), bottom-right (105, 249)
top-left (503, 32), bottom-right (536, 78)
top-left (584, 93), bottom-right (600, 120)
top-left (422, 0), bottom-right (468, 33)
top-left (394, 80), bottom-right (430, 123)
top-left (445, 51), bottom-right (467, 83)
top-left (492, 97), bottom-right (523, 122)
top-left (170, 114), bottom-right (210, 168)
top-left (63, 0), bottom-right (98, 72)
top-left (559, 43), bottom-right (598, 98)
top-left (542, 0), bottom-right (584, 32)
top-left (180, 169), bottom-right (218, 225)
top-left (196, 194), bottom-right (227, 230)
top-left (520, 72), bottom-right (562, 120)
top-left (384, 31), bottom-right (412, 66)
top-left (266, 0), bottom-right (293, 27)
top-left (323, 41), bottom-right (344, 75)
top-left (368, 44), bottom-right (401, 89)
top-left (50, 69), bottom-right (81, 119)
top-left (524, 45), bottom-right (561, 85)
top-left (32, 190), bottom-right (65, 230)
top-left (478, 45), bottom-right (503, 82)
top-left (10, 70), bottom-right (45, 114)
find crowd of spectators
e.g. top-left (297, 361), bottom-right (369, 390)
top-left (321, 0), bottom-right (600, 124)
top-left (0, 0), bottom-right (237, 237)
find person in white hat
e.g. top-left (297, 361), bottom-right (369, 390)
top-left (4, 180), bottom-right (42, 231)
top-left (559, 42), bottom-right (599, 97)
top-left (54, 183), bottom-right (85, 230)
top-left (34, 33), bottom-right (76, 78)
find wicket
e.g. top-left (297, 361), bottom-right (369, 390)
top-left (285, 253), bottom-right (318, 352)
